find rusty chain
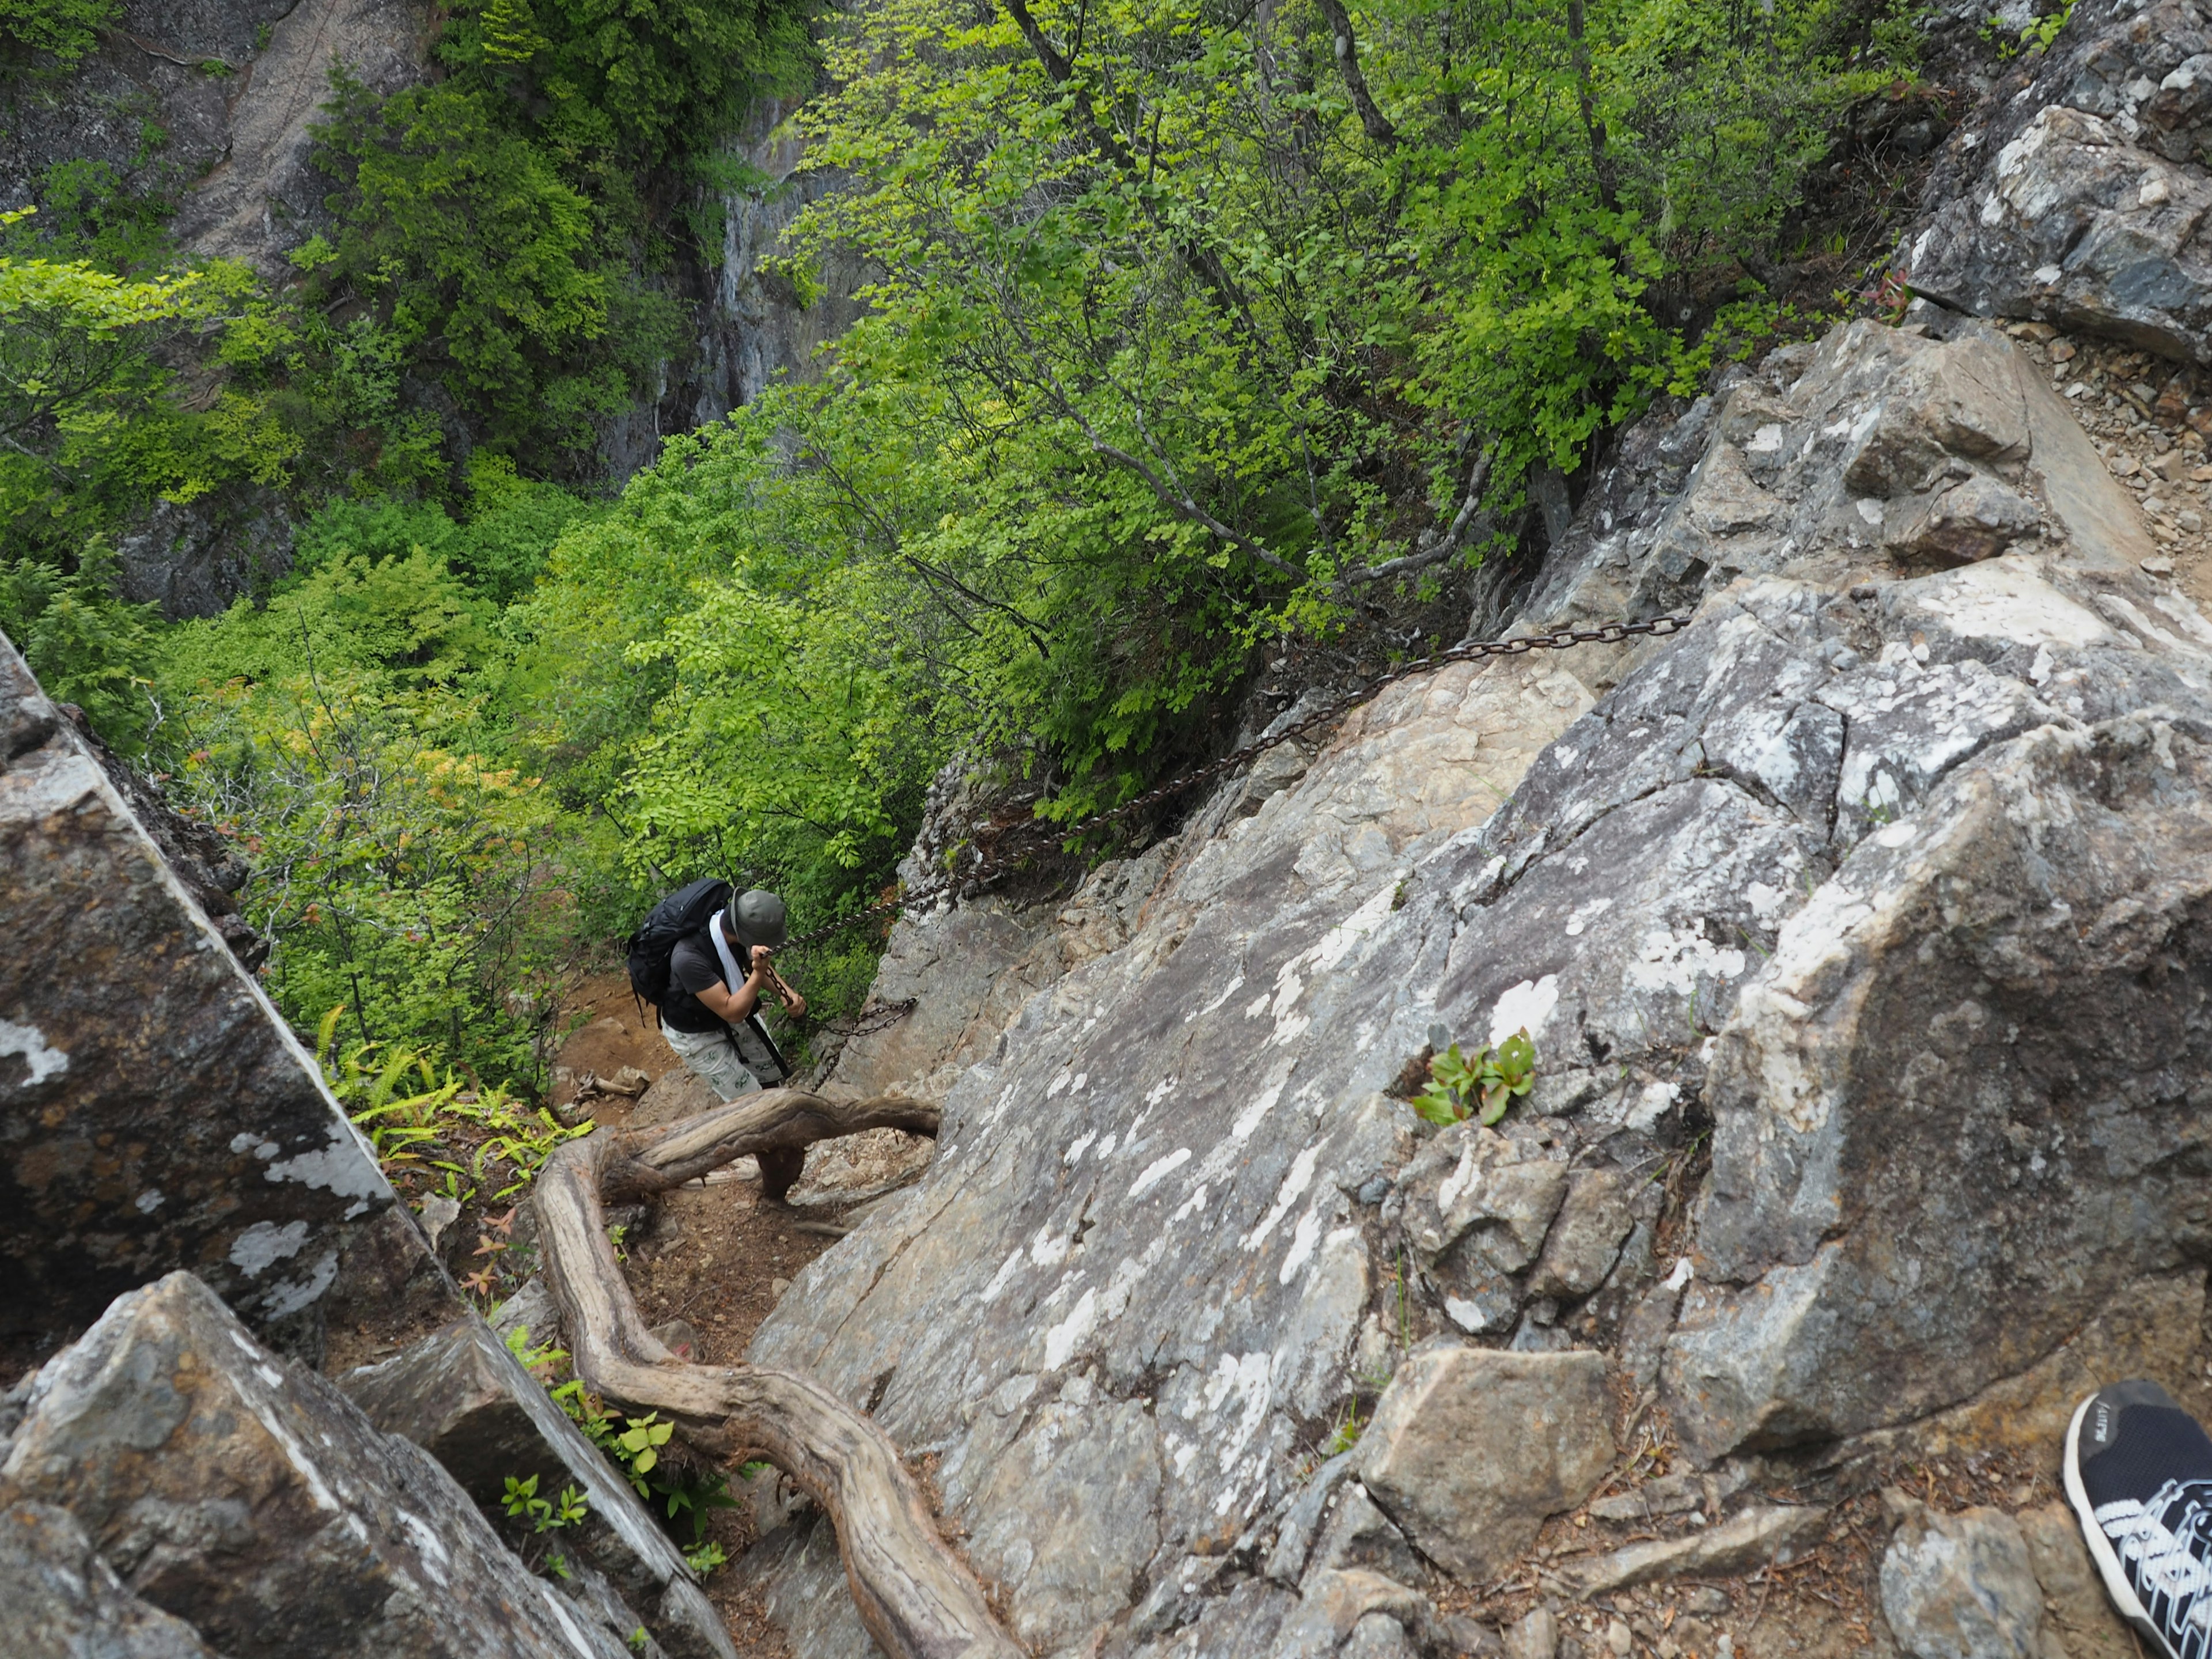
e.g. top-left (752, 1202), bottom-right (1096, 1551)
top-left (781, 612), bottom-right (1692, 957)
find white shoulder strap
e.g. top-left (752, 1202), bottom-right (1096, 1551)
top-left (707, 911), bottom-right (746, 991)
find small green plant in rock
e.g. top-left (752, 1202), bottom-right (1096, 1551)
top-left (1411, 1025), bottom-right (1537, 1128)
top-left (1324, 1402), bottom-right (1367, 1458)
top-left (502, 1322), bottom-right (568, 1383)
top-left (611, 1412), bottom-right (675, 1496)
top-left (502, 1472), bottom-right (590, 1533)
top-left (684, 1540), bottom-right (728, 1575)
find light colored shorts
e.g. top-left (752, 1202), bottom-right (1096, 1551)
top-left (660, 1021), bottom-right (763, 1102)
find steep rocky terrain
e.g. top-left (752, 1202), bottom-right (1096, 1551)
top-left (706, 5), bottom-right (2212, 1653)
top-left (17, 2), bottom-right (2212, 1656)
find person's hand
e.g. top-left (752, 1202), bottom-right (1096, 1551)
top-left (749, 944), bottom-right (773, 977)
top-left (786, 991), bottom-right (808, 1020)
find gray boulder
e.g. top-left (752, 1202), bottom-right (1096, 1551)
top-left (1355, 1346), bottom-right (1613, 1584)
top-left (1, 632), bottom-right (442, 1369)
top-left (0, 1501), bottom-right (217, 1659)
top-left (1, 1271), bottom-right (632, 1659)
top-left (1880, 1501), bottom-right (2047, 1659)
top-left (1904, 0), bottom-right (2212, 358)
top-left (735, 310), bottom-right (2212, 1648)
top-left (340, 1317), bottom-right (734, 1659)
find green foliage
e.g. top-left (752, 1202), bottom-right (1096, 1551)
top-left (1983, 1), bottom-right (2071, 58)
top-left (1411, 1026), bottom-right (1536, 1127)
top-left (502, 1472), bottom-right (591, 1532)
top-left (322, 1018), bottom-right (594, 1203)
top-left (305, 72), bottom-right (678, 470)
top-left (436, 0), bottom-right (818, 171)
top-left (1324, 1401), bottom-right (1366, 1457)
top-left (0, 0), bottom-right (119, 65)
top-left (0, 538), bottom-right (160, 741)
top-left (611, 1412), bottom-right (676, 1490)
top-left (18, 160), bottom-right (177, 271)
top-left (502, 1321), bottom-right (570, 1382)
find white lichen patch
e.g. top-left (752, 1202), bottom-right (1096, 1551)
top-left (1243, 1143), bottom-right (1321, 1251)
top-left (1488, 975), bottom-right (1561, 1046)
top-left (1914, 556), bottom-right (2112, 649)
top-left (261, 1139), bottom-right (385, 1219)
top-left (1128, 1148), bottom-right (1192, 1199)
top-left (1623, 929), bottom-right (1745, 997)
top-left (229, 1218), bottom-right (312, 1277)
top-left (1043, 1287), bottom-right (1100, 1370)
top-left (0, 1017), bottom-right (68, 1086)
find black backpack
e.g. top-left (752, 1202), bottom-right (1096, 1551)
top-left (626, 878), bottom-right (731, 1009)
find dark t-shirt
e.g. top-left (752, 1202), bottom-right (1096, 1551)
top-left (660, 933), bottom-right (791, 1084)
top-left (661, 935), bottom-right (732, 1033)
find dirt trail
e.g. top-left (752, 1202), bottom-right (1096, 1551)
top-left (549, 973), bottom-right (932, 1653)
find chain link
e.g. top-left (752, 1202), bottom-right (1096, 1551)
top-left (782, 612), bottom-right (1691, 956)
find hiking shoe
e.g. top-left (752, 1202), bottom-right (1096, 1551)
top-left (2066, 1380), bottom-right (2212, 1659)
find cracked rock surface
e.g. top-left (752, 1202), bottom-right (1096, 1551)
top-left (733, 310), bottom-right (2212, 1656)
top-left (1, 1271), bottom-right (641, 1659)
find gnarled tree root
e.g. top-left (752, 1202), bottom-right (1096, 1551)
top-left (536, 1088), bottom-right (1022, 1659)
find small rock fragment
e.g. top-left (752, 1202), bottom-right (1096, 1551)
top-left (1358, 1346), bottom-right (1613, 1582)
top-left (2142, 555), bottom-right (2177, 574)
top-left (647, 1317), bottom-right (700, 1361)
top-left (1880, 1498), bottom-right (2046, 1659)
top-left (2016, 1505), bottom-right (2139, 1659)
top-left (1559, 1503), bottom-right (1828, 1597)
top-left (1885, 474), bottom-right (2042, 565)
top-left (1504, 1606), bottom-right (1558, 1659)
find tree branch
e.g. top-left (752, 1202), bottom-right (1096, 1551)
top-left (1315, 0), bottom-right (1397, 147)
top-left (535, 1089), bottom-right (1025, 1659)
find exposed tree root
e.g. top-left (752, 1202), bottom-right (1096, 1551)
top-left (536, 1089), bottom-right (1022, 1659)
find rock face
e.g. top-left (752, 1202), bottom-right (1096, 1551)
top-left (735, 306), bottom-right (2212, 1653)
top-left (0, 1271), bottom-right (631, 1659)
top-left (1354, 1346), bottom-right (1613, 1582)
top-left (0, 0), bottom-right (431, 276)
top-left (0, 633), bottom-right (438, 1369)
top-left (1880, 1501), bottom-right (2048, 1659)
top-left (340, 1317), bottom-right (734, 1659)
top-left (0, 1500), bottom-right (218, 1659)
top-left (1907, 0), bottom-right (2212, 361)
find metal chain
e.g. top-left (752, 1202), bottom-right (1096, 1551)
top-left (782, 612), bottom-right (1691, 954)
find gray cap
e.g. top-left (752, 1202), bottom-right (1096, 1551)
top-left (727, 888), bottom-right (788, 950)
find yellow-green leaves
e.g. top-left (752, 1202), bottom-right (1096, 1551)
top-left (1412, 1028), bottom-right (1537, 1128)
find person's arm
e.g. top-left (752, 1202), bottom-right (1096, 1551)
top-left (695, 958), bottom-right (766, 1024)
top-left (696, 946), bottom-right (806, 1023)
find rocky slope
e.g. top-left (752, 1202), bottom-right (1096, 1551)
top-left (17, 2), bottom-right (2212, 1656)
top-left (721, 6), bottom-right (2212, 1653)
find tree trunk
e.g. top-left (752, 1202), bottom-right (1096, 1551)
top-left (535, 1089), bottom-right (1023, 1659)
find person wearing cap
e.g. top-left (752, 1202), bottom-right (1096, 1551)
top-left (657, 887), bottom-right (810, 1197)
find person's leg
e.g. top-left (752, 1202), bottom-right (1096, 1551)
top-left (659, 1022), bottom-right (802, 1199)
top-left (659, 1022), bottom-right (762, 1103)
top-left (757, 1146), bottom-right (804, 1205)
top-left (2066, 1379), bottom-right (2212, 1659)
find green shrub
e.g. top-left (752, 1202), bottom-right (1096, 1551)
top-left (0, 0), bottom-right (120, 66)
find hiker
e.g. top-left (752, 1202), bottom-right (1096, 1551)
top-left (631, 881), bottom-right (809, 1200)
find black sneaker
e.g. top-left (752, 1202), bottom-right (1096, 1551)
top-left (2066, 1380), bottom-right (2212, 1659)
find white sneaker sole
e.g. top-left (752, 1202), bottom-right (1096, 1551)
top-left (2065, 1393), bottom-right (2184, 1659)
